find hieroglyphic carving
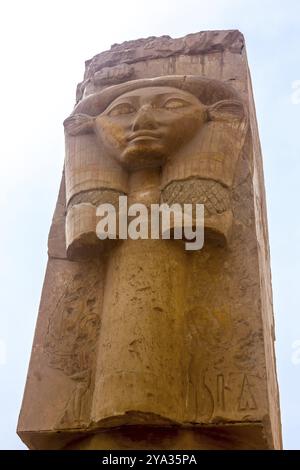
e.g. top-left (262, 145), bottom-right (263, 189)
top-left (185, 290), bottom-right (234, 421)
top-left (200, 371), bottom-right (261, 422)
top-left (216, 374), bottom-right (225, 411)
top-left (238, 374), bottom-right (257, 411)
top-left (44, 265), bottom-right (103, 426)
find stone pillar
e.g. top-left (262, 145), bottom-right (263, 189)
top-left (17, 30), bottom-right (282, 450)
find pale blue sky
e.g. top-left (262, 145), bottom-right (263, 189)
top-left (0, 0), bottom-right (299, 449)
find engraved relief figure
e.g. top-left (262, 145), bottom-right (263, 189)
top-left (44, 269), bottom-right (102, 426)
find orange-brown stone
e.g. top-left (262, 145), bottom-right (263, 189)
top-left (17, 30), bottom-right (282, 450)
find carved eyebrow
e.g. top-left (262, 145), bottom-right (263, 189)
top-left (161, 95), bottom-right (194, 105)
top-left (159, 93), bottom-right (194, 100)
top-left (113, 91), bottom-right (195, 101)
top-left (151, 93), bottom-right (198, 107)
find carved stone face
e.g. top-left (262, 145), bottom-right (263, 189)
top-left (94, 86), bottom-right (207, 170)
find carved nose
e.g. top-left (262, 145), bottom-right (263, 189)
top-left (132, 105), bottom-right (157, 131)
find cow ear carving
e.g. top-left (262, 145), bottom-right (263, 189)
top-left (208, 99), bottom-right (246, 122)
top-left (63, 113), bottom-right (95, 136)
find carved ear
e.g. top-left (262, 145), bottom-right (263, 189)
top-left (208, 99), bottom-right (246, 122)
top-left (63, 113), bottom-right (95, 136)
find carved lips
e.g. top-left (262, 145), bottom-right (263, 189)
top-left (127, 130), bottom-right (163, 143)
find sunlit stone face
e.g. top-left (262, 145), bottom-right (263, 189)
top-left (95, 86), bottom-right (207, 170)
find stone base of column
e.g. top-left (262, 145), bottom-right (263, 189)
top-left (63, 424), bottom-right (269, 450)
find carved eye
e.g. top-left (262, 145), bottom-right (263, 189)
top-left (107, 102), bottom-right (136, 117)
top-left (163, 98), bottom-right (190, 110)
